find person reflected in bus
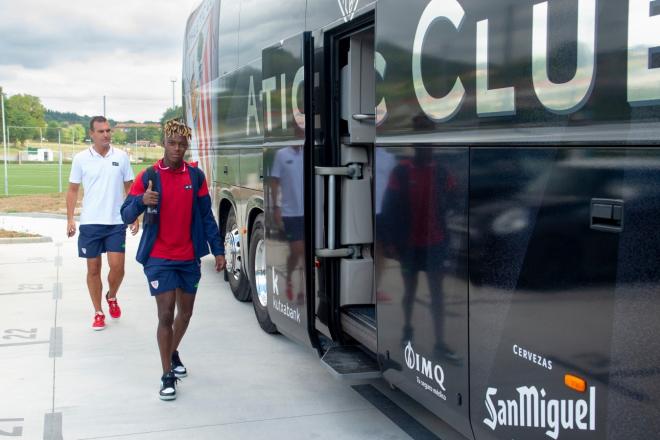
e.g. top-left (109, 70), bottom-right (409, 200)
top-left (270, 145), bottom-right (304, 303)
top-left (374, 147), bottom-right (397, 302)
top-left (382, 146), bottom-right (459, 362)
top-left (66, 116), bottom-right (139, 331)
top-left (120, 119), bottom-right (225, 401)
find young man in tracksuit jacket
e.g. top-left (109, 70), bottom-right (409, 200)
top-left (121, 119), bottom-right (225, 401)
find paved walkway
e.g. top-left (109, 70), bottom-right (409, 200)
top-left (0, 214), bottom-right (413, 440)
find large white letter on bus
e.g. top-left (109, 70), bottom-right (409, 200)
top-left (280, 73), bottom-right (288, 130)
top-left (292, 66), bottom-right (305, 129)
top-left (532, 0), bottom-right (597, 114)
top-left (476, 19), bottom-right (516, 117)
top-left (246, 76), bottom-right (261, 135)
top-left (628, 0), bottom-right (660, 106)
top-left (262, 76), bottom-right (277, 132)
top-left (412, 0), bottom-right (466, 122)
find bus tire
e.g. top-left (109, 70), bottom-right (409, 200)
top-left (224, 206), bottom-right (251, 302)
top-left (249, 214), bottom-right (278, 334)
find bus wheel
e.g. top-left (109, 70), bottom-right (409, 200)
top-left (249, 213), bottom-right (278, 334)
top-left (224, 206), bottom-right (251, 301)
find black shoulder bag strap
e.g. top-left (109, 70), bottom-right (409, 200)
top-left (145, 165), bottom-right (157, 190)
top-left (142, 166), bottom-right (159, 225)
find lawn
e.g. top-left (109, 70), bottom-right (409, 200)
top-left (0, 228), bottom-right (39, 238)
top-left (0, 162), bottom-right (152, 196)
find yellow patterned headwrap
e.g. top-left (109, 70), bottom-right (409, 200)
top-left (164, 119), bottom-right (192, 140)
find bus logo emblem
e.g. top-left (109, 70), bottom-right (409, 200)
top-left (404, 341), bottom-right (446, 393)
top-left (337, 0), bottom-right (359, 22)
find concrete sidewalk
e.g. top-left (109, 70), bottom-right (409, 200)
top-left (0, 214), bottom-right (413, 440)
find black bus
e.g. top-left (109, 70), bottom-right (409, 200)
top-left (182, 1), bottom-right (660, 439)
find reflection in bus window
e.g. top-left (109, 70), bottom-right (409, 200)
top-left (270, 146), bottom-right (305, 302)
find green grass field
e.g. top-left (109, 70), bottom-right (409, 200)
top-left (0, 163), bottom-right (152, 196)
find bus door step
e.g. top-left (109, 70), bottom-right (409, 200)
top-left (321, 346), bottom-right (381, 380)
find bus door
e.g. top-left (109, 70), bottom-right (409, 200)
top-left (372, 1), bottom-right (472, 436)
top-left (262, 33), bottom-right (318, 348)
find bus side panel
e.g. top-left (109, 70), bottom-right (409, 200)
top-left (262, 34), bottom-right (314, 347)
top-left (182, 0), bottom-right (220, 180)
top-left (240, 148), bottom-right (263, 191)
top-left (375, 0), bottom-right (660, 141)
top-left (217, 61), bottom-right (263, 248)
top-left (376, 145), bottom-right (471, 439)
top-left (469, 148), bottom-right (660, 440)
top-left (605, 149), bottom-right (660, 439)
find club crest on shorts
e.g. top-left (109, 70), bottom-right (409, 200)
top-left (81, 248), bottom-right (87, 255)
top-left (151, 280), bottom-right (159, 289)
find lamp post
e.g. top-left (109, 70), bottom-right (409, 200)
top-left (170, 78), bottom-right (177, 109)
top-left (58, 129), bottom-right (62, 193)
top-left (1, 87), bottom-right (8, 196)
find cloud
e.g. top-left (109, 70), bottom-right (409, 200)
top-left (0, 0), bottom-right (200, 121)
top-left (1, 50), bottom-right (180, 121)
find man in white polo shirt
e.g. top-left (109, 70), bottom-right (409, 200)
top-left (270, 145), bottom-right (304, 302)
top-left (66, 116), bottom-right (139, 330)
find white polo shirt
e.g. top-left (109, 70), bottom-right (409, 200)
top-left (271, 146), bottom-right (304, 217)
top-left (69, 146), bottom-right (134, 225)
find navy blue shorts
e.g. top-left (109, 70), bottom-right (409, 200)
top-left (400, 245), bottom-right (446, 274)
top-left (143, 258), bottom-right (201, 296)
top-left (78, 224), bottom-right (127, 258)
top-left (282, 216), bottom-right (304, 242)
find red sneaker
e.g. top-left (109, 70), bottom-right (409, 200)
top-left (106, 293), bottom-right (121, 319)
top-left (92, 313), bottom-right (106, 331)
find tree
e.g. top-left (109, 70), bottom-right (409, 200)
top-left (141, 126), bottom-right (162, 144)
top-left (5, 94), bottom-right (46, 146)
top-left (44, 109), bottom-right (116, 130)
top-left (46, 121), bottom-right (60, 142)
top-left (60, 125), bottom-right (73, 143)
top-left (59, 123), bottom-right (85, 144)
top-left (112, 129), bottom-right (127, 144)
top-left (71, 124), bottom-right (85, 143)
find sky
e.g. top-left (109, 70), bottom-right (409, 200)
top-left (0, 0), bottom-right (202, 122)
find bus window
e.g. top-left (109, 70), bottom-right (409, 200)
top-left (218, 1), bottom-right (240, 76)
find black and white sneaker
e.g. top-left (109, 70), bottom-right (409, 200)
top-left (171, 350), bottom-right (187, 378)
top-left (159, 372), bottom-right (179, 401)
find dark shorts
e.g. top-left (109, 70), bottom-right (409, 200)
top-left (143, 258), bottom-right (201, 296)
top-left (78, 224), bottom-right (127, 258)
top-left (282, 216), bottom-right (304, 242)
top-left (400, 244), bottom-right (446, 273)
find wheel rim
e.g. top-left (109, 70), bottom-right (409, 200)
top-left (255, 238), bottom-right (268, 307)
top-left (224, 225), bottom-right (242, 280)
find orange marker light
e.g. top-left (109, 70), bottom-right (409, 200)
top-left (242, 228), bottom-right (247, 235)
top-left (564, 374), bottom-right (586, 393)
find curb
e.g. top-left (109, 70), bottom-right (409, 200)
top-left (0, 236), bottom-right (53, 244)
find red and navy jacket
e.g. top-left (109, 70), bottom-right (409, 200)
top-left (120, 160), bottom-right (224, 265)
